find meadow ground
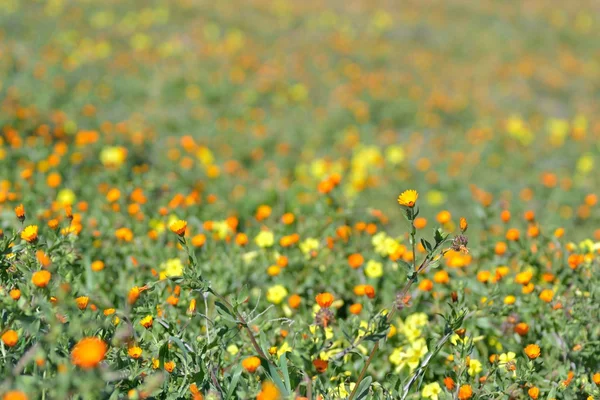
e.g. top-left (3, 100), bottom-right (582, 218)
top-left (0, 0), bottom-right (599, 399)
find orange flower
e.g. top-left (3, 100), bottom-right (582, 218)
top-left (539, 289), bottom-right (554, 303)
top-left (164, 361), bottom-right (176, 373)
top-left (500, 210), bottom-right (511, 223)
top-left (457, 384), bottom-right (473, 400)
top-left (75, 296), bottom-right (89, 310)
top-left (21, 225), bottom-right (38, 243)
top-left (443, 376), bottom-right (455, 390)
top-left (527, 387), bottom-right (539, 399)
top-left (236, 233), bottom-right (249, 246)
top-left (433, 270), bottom-right (449, 284)
top-left (315, 292), bottom-right (334, 308)
top-left (48, 219), bottom-right (59, 230)
top-left (140, 315), bottom-right (153, 329)
top-left (71, 337), bottom-right (107, 369)
top-left (190, 383), bottom-right (204, 400)
top-left (592, 372), bottom-right (600, 385)
top-left (32, 270), bottom-right (51, 288)
top-left (418, 279), bottom-right (433, 291)
top-left (281, 212), bottom-right (295, 225)
top-left (288, 294), bottom-right (301, 309)
top-left (495, 241), bottom-right (507, 256)
top-left (169, 220), bottom-right (187, 236)
top-left (115, 227), bottom-right (133, 242)
top-left (349, 303), bottom-right (362, 314)
top-left (2, 391), bottom-right (28, 400)
top-left (9, 289), bottom-right (21, 300)
top-left (312, 358), bottom-right (328, 373)
top-left (397, 189), bottom-right (418, 207)
top-left (14, 204), bottom-right (25, 222)
top-left (192, 234), bottom-right (206, 247)
top-left (128, 346), bottom-right (143, 359)
top-left (36, 250), bottom-right (52, 268)
top-left (257, 381), bottom-right (281, 400)
top-left (524, 344), bottom-right (541, 359)
top-left (506, 228), bottom-right (520, 241)
top-left (414, 217), bottom-right (427, 229)
top-left (91, 260), bottom-right (105, 272)
top-left (1, 330), bottom-right (19, 347)
top-left (242, 356), bottom-right (261, 373)
top-left (459, 217), bottom-right (468, 232)
top-left (348, 253), bottom-right (364, 269)
top-left (436, 210), bottom-right (451, 224)
top-left (255, 205), bottom-right (272, 221)
top-left (364, 285), bottom-right (376, 299)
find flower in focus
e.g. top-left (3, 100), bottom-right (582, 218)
top-left (524, 344), bottom-right (541, 359)
top-left (71, 337), bottom-right (107, 369)
top-left (170, 220), bottom-right (187, 236)
top-left (398, 189), bottom-right (418, 208)
top-left (21, 225), bottom-right (38, 243)
top-left (315, 292), bottom-right (334, 308)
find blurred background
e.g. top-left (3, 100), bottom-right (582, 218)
top-left (1, 0), bottom-right (600, 237)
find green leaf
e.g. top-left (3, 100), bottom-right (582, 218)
top-left (225, 364), bottom-right (243, 399)
top-left (354, 376), bottom-right (372, 400)
top-left (278, 353), bottom-right (292, 393)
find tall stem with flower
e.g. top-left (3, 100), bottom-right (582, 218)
top-left (347, 190), bottom-right (469, 400)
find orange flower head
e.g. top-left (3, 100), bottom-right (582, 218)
top-left (459, 217), bottom-right (468, 232)
top-left (14, 204), bottom-right (25, 222)
top-left (527, 386), bottom-right (539, 399)
top-left (21, 225), bottom-right (38, 243)
top-left (315, 292), bottom-right (334, 308)
top-left (128, 346), bottom-right (143, 359)
top-left (506, 228), bottom-right (520, 241)
top-left (255, 205), bottom-right (272, 221)
top-left (71, 337), bottom-right (107, 369)
top-left (75, 296), bottom-right (89, 310)
top-left (288, 294), bottom-right (301, 309)
top-left (348, 253), bottom-right (364, 269)
top-left (443, 376), bottom-right (455, 390)
top-left (397, 189), bottom-right (418, 208)
top-left (140, 315), bottom-right (153, 329)
top-left (436, 210), bottom-right (452, 224)
top-left (32, 270), bottom-right (51, 288)
top-left (9, 289), bottom-right (21, 300)
top-left (539, 289), bottom-right (554, 303)
top-left (349, 303), bottom-right (363, 314)
top-left (242, 356), bottom-right (261, 373)
top-left (1, 330), bottom-right (19, 347)
top-left (364, 285), bottom-right (376, 299)
top-left (170, 220), bottom-right (187, 236)
top-left (257, 381), bottom-right (281, 400)
top-left (524, 344), bottom-right (541, 359)
top-left (458, 384), bottom-right (473, 400)
top-left (2, 391), bottom-right (28, 400)
top-left (312, 358), bottom-right (328, 373)
top-left (164, 361), bottom-right (176, 373)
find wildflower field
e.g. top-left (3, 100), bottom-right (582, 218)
top-left (1, 0), bottom-right (600, 399)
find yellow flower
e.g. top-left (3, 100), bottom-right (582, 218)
top-left (226, 344), bottom-right (239, 355)
top-left (299, 238), bottom-right (319, 255)
top-left (422, 382), bottom-right (442, 400)
top-left (161, 258), bottom-right (184, 278)
top-left (385, 145), bottom-right (405, 165)
top-left (255, 230), bottom-right (274, 248)
top-left (21, 225), bottom-right (39, 243)
top-left (468, 359), bottom-right (482, 376)
top-left (266, 285), bottom-right (288, 304)
top-left (398, 189), bottom-right (418, 208)
top-left (57, 189), bottom-right (76, 205)
top-left (365, 260), bottom-right (383, 278)
top-left (498, 352), bottom-right (516, 366)
top-left (100, 146), bottom-right (127, 167)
